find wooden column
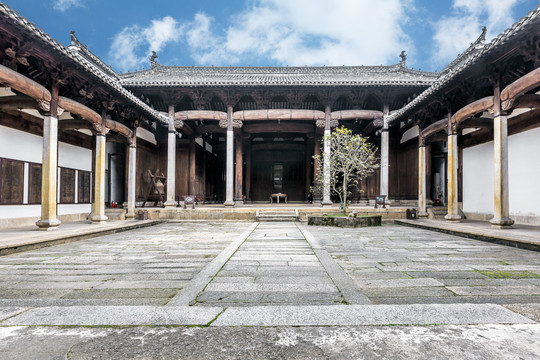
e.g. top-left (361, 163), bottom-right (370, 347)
top-left (224, 105), bottom-right (234, 206)
top-left (164, 104), bottom-right (176, 207)
top-left (202, 139), bottom-right (207, 201)
top-left (189, 137), bottom-right (196, 195)
top-left (305, 137), bottom-right (314, 201)
top-left (445, 112), bottom-right (461, 222)
top-left (36, 83), bottom-right (61, 230)
top-left (234, 130), bottom-right (243, 202)
top-left (125, 130), bottom-right (137, 220)
top-left (245, 140), bottom-right (251, 202)
top-left (91, 122), bottom-right (108, 224)
top-left (490, 81), bottom-right (514, 228)
top-left (322, 105), bottom-right (332, 206)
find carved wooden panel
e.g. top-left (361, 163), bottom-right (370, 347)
top-left (60, 168), bottom-right (76, 203)
top-left (78, 170), bottom-right (91, 204)
top-left (0, 158), bottom-right (24, 204)
top-left (28, 163), bottom-right (42, 204)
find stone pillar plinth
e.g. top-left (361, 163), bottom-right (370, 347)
top-left (91, 132), bottom-right (108, 224)
top-left (164, 104), bottom-right (176, 207)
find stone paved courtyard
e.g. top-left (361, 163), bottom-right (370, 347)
top-left (0, 221), bottom-right (539, 359)
top-left (0, 222), bottom-right (538, 307)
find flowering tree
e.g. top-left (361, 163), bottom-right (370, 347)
top-left (313, 126), bottom-right (379, 212)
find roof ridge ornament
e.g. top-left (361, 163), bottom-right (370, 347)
top-left (150, 51), bottom-right (158, 68)
top-left (399, 50), bottom-right (407, 67)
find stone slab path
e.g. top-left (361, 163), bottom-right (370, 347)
top-left (193, 222), bottom-right (347, 306)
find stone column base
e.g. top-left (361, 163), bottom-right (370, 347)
top-left (224, 201), bottom-right (235, 207)
top-left (444, 214), bottom-right (462, 222)
top-left (417, 212), bottom-right (428, 218)
top-left (321, 200), bottom-right (333, 207)
top-left (35, 218), bottom-right (61, 231)
top-left (490, 217), bottom-right (514, 229)
top-left (125, 212), bottom-right (135, 220)
top-left (163, 201), bottom-right (177, 208)
top-left (91, 215), bottom-right (108, 224)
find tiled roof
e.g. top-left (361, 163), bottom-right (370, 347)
top-left (119, 64), bottom-right (439, 88)
top-left (387, 5), bottom-right (540, 124)
top-left (0, 3), bottom-right (169, 125)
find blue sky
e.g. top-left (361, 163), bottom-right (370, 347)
top-left (6, 0), bottom-right (539, 73)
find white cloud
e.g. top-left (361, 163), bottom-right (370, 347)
top-left (53, 0), bottom-right (83, 12)
top-left (184, 0), bottom-right (413, 66)
top-left (108, 17), bottom-right (182, 72)
top-left (109, 0), bottom-right (416, 71)
top-left (142, 16), bottom-right (181, 53)
top-left (432, 0), bottom-right (520, 66)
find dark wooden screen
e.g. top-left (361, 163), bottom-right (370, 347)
top-left (0, 158), bottom-right (24, 204)
top-left (28, 163), bottom-right (42, 204)
top-left (60, 168), bottom-right (76, 203)
top-left (78, 170), bottom-right (91, 203)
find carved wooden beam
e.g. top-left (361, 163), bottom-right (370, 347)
top-left (330, 109), bottom-right (384, 121)
top-left (175, 110), bottom-right (227, 121)
top-left (451, 96), bottom-right (494, 126)
top-left (501, 67), bottom-right (540, 110)
top-left (233, 109), bottom-right (325, 121)
top-left (58, 96), bottom-right (101, 125)
top-left (0, 64), bottom-right (51, 102)
top-left (420, 118), bottom-right (447, 143)
top-left (104, 118), bottom-right (133, 141)
top-left (362, 118), bottom-right (384, 136)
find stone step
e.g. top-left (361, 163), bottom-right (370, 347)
top-left (256, 209), bottom-right (299, 222)
top-left (105, 208), bottom-right (126, 220)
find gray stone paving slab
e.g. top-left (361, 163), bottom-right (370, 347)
top-left (167, 223), bottom-right (258, 306)
top-left (1, 306), bottom-right (224, 326)
top-left (298, 224), bottom-right (371, 305)
top-left (61, 288), bottom-right (179, 299)
top-left (354, 278), bottom-right (444, 288)
top-left (448, 285), bottom-right (540, 296)
top-left (504, 303), bottom-right (540, 322)
top-left (204, 283), bottom-right (337, 293)
top-left (1, 325), bottom-right (539, 360)
top-left (0, 307), bottom-right (29, 321)
top-left (212, 304), bottom-right (535, 326)
top-left (361, 286), bottom-right (456, 298)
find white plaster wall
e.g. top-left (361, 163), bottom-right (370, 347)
top-left (508, 127), bottom-right (540, 217)
top-left (58, 204), bottom-right (91, 216)
top-left (58, 142), bottom-right (92, 171)
top-left (463, 141), bottom-right (493, 214)
top-left (463, 126), bottom-right (540, 220)
top-left (0, 205), bottom-right (41, 219)
top-left (0, 125), bottom-right (42, 163)
top-left (0, 125), bottom-right (92, 221)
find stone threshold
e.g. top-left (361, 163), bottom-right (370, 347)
top-left (395, 219), bottom-right (540, 252)
top-left (0, 303), bottom-right (535, 327)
